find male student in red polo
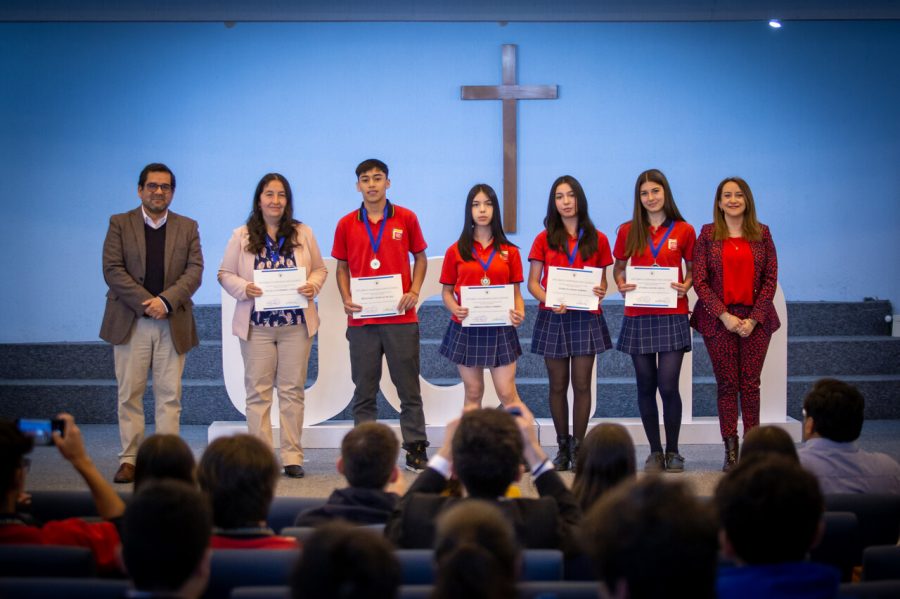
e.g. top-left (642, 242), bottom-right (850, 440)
top-left (332, 159), bottom-right (429, 471)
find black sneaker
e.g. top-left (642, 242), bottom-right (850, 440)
top-left (665, 452), bottom-right (685, 473)
top-left (644, 452), bottom-right (666, 473)
top-left (405, 442), bottom-right (428, 473)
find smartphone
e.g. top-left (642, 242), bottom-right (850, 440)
top-left (505, 406), bottom-right (523, 417)
top-left (16, 418), bottom-right (65, 446)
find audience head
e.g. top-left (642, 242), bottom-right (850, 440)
top-left (134, 433), bottom-right (196, 492)
top-left (452, 408), bottom-right (523, 498)
top-left (0, 420), bottom-right (33, 500)
top-left (292, 521), bottom-right (400, 599)
top-left (740, 425), bottom-right (799, 463)
top-left (802, 377), bottom-right (865, 443)
top-left (197, 434), bottom-right (279, 529)
top-left (121, 479), bottom-right (212, 597)
top-left (432, 500), bottom-right (519, 599)
top-left (582, 477), bottom-right (718, 599)
top-left (339, 422), bottom-right (400, 489)
top-left (715, 454), bottom-right (824, 564)
top-left (572, 423), bottom-right (637, 512)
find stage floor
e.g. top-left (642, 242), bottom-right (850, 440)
top-left (24, 421), bottom-right (900, 499)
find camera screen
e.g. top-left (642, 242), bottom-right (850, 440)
top-left (17, 419), bottom-right (59, 446)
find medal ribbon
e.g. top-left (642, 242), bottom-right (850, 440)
top-left (474, 245), bottom-right (497, 277)
top-left (566, 229), bottom-right (584, 266)
top-left (364, 205), bottom-right (389, 259)
top-left (649, 221), bottom-right (676, 264)
top-left (265, 236), bottom-right (285, 264)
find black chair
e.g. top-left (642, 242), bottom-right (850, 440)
top-left (397, 585), bottom-right (432, 599)
top-left (862, 545), bottom-right (900, 581)
top-left (205, 549), bottom-right (300, 599)
top-left (397, 581), bottom-right (600, 599)
top-left (281, 522), bottom-right (385, 540)
top-left (825, 494), bottom-right (900, 550)
top-left (266, 496), bottom-right (328, 532)
top-left (839, 580), bottom-right (900, 598)
top-left (0, 577), bottom-right (129, 599)
top-left (25, 490), bottom-right (131, 522)
top-left (810, 511), bottom-right (861, 582)
top-left (230, 586), bottom-right (290, 599)
top-left (518, 580), bottom-right (601, 598)
top-left (395, 548), bottom-right (564, 584)
top-left (0, 544), bottom-right (95, 577)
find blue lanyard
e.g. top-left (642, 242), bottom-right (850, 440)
top-left (566, 229), bottom-right (584, 266)
top-left (649, 221), bottom-right (676, 264)
top-left (364, 205), bottom-right (388, 257)
top-left (265, 236), bottom-right (285, 263)
top-left (474, 245), bottom-right (498, 273)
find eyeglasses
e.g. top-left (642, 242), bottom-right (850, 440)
top-left (144, 183), bottom-right (173, 193)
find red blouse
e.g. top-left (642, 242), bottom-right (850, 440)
top-left (722, 237), bottom-right (754, 306)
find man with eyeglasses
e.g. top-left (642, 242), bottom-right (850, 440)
top-left (100, 163), bottom-right (203, 483)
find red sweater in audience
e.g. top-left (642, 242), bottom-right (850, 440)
top-left (211, 533), bottom-right (299, 550)
top-left (0, 517), bottom-right (121, 573)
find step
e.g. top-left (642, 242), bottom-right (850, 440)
top-left (4, 374), bottom-right (898, 425)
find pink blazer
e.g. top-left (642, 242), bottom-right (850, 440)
top-left (218, 223), bottom-right (328, 340)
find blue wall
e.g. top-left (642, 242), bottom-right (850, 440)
top-left (1, 21), bottom-right (898, 342)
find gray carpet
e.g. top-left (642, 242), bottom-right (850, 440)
top-left (23, 421), bottom-right (900, 499)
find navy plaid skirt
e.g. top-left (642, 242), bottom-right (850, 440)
top-left (616, 314), bottom-right (692, 355)
top-left (530, 309), bottom-right (613, 359)
top-left (439, 320), bottom-right (522, 367)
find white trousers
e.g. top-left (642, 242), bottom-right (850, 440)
top-left (239, 324), bottom-right (312, 466)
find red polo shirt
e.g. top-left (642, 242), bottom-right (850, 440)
top-left (332, 200), bottom-right (427, 326)
top-left (440, 241), bottom-right (523, 324)
top-left (528, 229), bottom-right (613, 314)
top-left (613, 220), bottom-right (696, 316)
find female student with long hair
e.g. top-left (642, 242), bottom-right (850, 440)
top-left (439, 183), bottom-right (525, 409)
top-left (527, 175), bottom-right (613, 471)
top-left (690, 176), bottom-right (779, 472)
top-left (613, 169), bottom-right (695, 473)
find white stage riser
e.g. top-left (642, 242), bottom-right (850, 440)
top-left (209, 417), bottom-right (801, 448)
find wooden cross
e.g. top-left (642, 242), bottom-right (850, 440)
top-left (461, 44), bottom-right (558, 233)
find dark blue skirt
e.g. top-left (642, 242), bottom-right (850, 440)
top-left (530, 309), bottom-right (613, 359)
top-left (616, 314), bottom-right (692, 355)
top-left (439, 320), bottom-right (522, 367)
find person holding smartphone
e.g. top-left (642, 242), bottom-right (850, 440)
top-left (1, 414), bottom-right (125, 573)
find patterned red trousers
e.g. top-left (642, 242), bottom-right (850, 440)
top-left (702, 306), bottom-right (773, 439)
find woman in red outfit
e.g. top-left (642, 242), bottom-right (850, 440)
top-left (690, 177), bottom-right (780, 471)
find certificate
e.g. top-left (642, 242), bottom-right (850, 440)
top-left (545, 266), bottom-right (604, 311)
top-left (350, 274), bottom-right (405, 319)
top-left (253, 267), bottom-right (308, 312)
top-left (624, 266), bottom-right (679, 309)
top-left (460, 284), bottom-right (514, 327)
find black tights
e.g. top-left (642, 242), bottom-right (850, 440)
top-left (545, 355), bottom-right (596, 442)
top-left (631, 351), bottom-right (685, 454)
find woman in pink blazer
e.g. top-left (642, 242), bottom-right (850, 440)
top-left (218, 173), bottom-right (328, 478)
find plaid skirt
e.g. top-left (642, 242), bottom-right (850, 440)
top-left (616, 314), bottom-right (692, 355)
top-left (439, 320), bottom-right (522, 367)
top-left (530, 309), bottom-right (613, 359)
